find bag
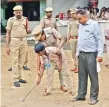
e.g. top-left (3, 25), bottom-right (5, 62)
top-left (97, 61), bottom-right (101, 72)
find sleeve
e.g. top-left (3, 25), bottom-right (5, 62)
top-left (40, 18), bottom-right (45, 29)
top-left (6, 18), bottom-right (12, 30)
top-left (94, 22), bottom-right (104, 57)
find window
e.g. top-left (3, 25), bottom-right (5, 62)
top-left (5, 2), bottom-right (16, 20)
top-left (23, 1), bottom-right (40, 21)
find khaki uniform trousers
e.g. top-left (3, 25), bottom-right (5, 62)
top-left (24, 42), bottom-right (28, 66)
top-left (46, 49), bottom-right (73, 93)
top-left (70, 39), bottom-right (77, 65)
top-left (106, 39), bottom-right (109, 64)
top-left (10, 38), bottom-right (27, 81)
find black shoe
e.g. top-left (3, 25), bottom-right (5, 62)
top-left (19, 79), bottom-right (27, 83)
top-left (14, 81), bottom-right (20, 87)
top-left (23, 66), bottom-right (30, 70)
top-left (8, 67), bottom-right (12, 71)
top-left (88, 100), bottom-right (99, 105)
top-left (71, 97), bottom-right (85, 102)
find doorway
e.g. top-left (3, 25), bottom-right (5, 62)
top-left (23, 1), bottom-right (40, 21)
top-left (5, 2), bottom-right (16, 20)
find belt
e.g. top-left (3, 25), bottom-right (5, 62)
top-left (11, 37), bottom-right (26, 41)
top-left (80, 51), bottom-right (96, 54)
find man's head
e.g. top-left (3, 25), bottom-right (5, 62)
top-left (67, 9), bottom-right (72, 18)
top-left (76, 9), bottom-right (89, 24)
top-left (34, 43), bottom-right (46, 56)
top-left (71, 9), bottom-right (77, 19)
top-left (45, 7), bottom-right (53, 17)
top-left (13, 5), bottom-right (23, 19)
top-left (32, 25), bottom-right (46, 41)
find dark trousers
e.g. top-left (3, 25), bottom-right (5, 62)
top-left (77, 52), bottom-right (99, 100)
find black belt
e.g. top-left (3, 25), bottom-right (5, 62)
top-left (80, 51), bottom-right (96, 54)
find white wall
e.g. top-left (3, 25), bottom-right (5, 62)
top-left (52, 0), bottom-right (89, 16)
top-left (98, 0), bottom-right (109, 9)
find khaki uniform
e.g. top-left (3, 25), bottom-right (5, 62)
top-left (24, 42), bottom-right (28, 66)
top-left (36, 27), bottom-right (73, 92)
top-left (41, 47), bottom-right (73, 93)
top-left (6, 16), bottom-right (27, 81)
top-left (67, 19), bottom-right (78, 64)
top-left (40, 16), bottom-right (57, 29)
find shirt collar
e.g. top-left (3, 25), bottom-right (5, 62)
top-left (84, 19), bottom-right (92, 25)
top-left (45, 16), bottom-right (52, 19)
top-left (14, 16), bottom-right (23, 20)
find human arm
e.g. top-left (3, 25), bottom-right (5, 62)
top-left (36, 56), bottom-right (44, 85)
top-left (52, 28), bottom-right (67, 49)
top-left (6, 18), bottom-right (12, 55)
top-left (40, 18), bottom-right (45, 29)
top-left (94, 22), bottom-right (104, 62)
top-left (55, 49), bottom-right (62, 72)
top-left (26, 18), bottom-right (31, 34)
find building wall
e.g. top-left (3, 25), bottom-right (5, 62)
top-left (52, 0), bottom-right (89, 16)
top-left (98, 0), bottom-right (109, 9)
top-left (1, 7), bottom-right (7, 26)
top-left (40, 0), bottom-right (46, 19)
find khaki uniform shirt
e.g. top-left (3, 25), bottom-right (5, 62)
top-left (6, 16), bottom-right (27, 38)
top-left (36, 27), bottom-right (62, 47)
top-left (67, 19), bottom-right (79, 37)
top-left (40, 16), bottom-right (57, 29)
top-left (42, 47), bottom-right (62, 69)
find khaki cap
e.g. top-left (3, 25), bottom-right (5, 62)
top-left (13, 5), bottom-right (22, 11)
top-left (71, 9), bottom-right (77, 14)
top-left (45, 7), bottom-right (53, 12)
top-left (32, 25), bottom-right (42, 41)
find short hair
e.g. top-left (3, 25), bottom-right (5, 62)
top-left (76, 9), bottom-right (87, 16)
top-left (67, 9), bottom-right (72, 13)
top-left (34, 43), bottom-right (45, 53)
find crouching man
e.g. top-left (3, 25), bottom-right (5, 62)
top-left (34, 43), bottom-right (73, 96)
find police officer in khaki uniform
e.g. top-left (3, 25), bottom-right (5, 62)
top-left (32, 25), bottom-right (73, 95)
top-left (6, 5), bottom-right (30, 87)
top-left (40, 7), bottom-right (68, 92)
top-left (40, 7), bottom-right (58, 30)
top-left (67, 9), bottom-right (79, 73)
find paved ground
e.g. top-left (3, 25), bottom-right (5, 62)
top-left (1, 43), bottom-right (109, 107)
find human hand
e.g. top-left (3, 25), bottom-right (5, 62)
top-left (96, 57), bottom-right (103, 63)
top-left (27, 29), bottom-right (31, 34)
